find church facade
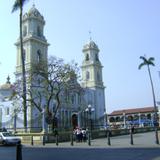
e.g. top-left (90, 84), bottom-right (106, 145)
top-left (0, 6), bottom-right (106, 132)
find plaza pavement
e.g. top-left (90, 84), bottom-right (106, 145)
top-left (2, 135), bottom-right (159, 160)
top-left (2, 131), bottom-right (158, 160)
top-left (24, 131), bottom-right (160, 148)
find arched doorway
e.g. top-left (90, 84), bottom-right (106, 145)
top-left (72, 114), bottom-right (78, 129)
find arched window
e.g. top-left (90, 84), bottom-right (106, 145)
top-left (86, 71), bottom-right (90, 80)
top-left (37, 26), bottom-right (41, 37)
top-left (71, 95), bottom-right (75, 104)
top-left (116, 116), bottom-right (121, 122)
top-left (85, 54), bottom-right (89, 61)
top-left (23, 49), bottom-right (26, 63)
top-left (23, 26), bottom-right (27, 37)
top-left (37, 50), bottom-right (41, 63)
top-left (97, 71), bottom-right (101, 81)
top-left (127, 115), bottom-right (133, 121)
top-left (133, 114), bottom-right (139, 120)
top-left (109, 117), bottom-right (115, 122)
top-left (95, 53), bottom-right (99, 61)
top-left (147, 114), bottom-right (151, 120)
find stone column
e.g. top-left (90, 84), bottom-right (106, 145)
top-left (138, 113), bottom-right (141, 127)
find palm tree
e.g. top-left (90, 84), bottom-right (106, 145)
top-left (138, 55), bottom-right (159, 144)
top-left (12, 0), bottom-right (29, 132)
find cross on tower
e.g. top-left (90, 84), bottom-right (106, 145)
top-left (32, 0), bottom-right (35, 7)
top-left (89, 31), bottom-right (92, 41)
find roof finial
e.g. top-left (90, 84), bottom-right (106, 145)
top-left (6, 75), bottom-right (11, 84)
top-left (32, 0), bottom-right (35, 7)
top-left (89, 30), bottom-right (92, 41)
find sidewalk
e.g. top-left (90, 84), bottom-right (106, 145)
top-left (24, 131), bottom-right (160, 148)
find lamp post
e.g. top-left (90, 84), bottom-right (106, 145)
top-left (42, 108), bottom-right (46, 133)
top-left (13, 109), bottom-right (17, 133)
top-left (85, 104), bottom-right (95, 146)
top-left (41, 108), bottom-right (46, 145)
top-left (123, 112), bottom-right (126, 129)
top-left (130, 125), bottom-right (134, 145)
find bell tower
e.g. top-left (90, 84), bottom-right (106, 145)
top-left (81, 40), bottom-right (106, 126)
top-left (81, 40), bottom-right (104, 88)
top-left (14, 5), bottom-right (49, 131)
top-left (15, 5), bottom-right (49, 80)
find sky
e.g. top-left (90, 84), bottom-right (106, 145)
top-left (0, 0), bottom-right (160, 113)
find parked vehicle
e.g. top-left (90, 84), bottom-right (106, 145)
top-left (0, 132), bottom-right (21, 145)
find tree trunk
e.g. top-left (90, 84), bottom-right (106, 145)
top-left (147, 66), bottom-right (156, 112)
top-left (51, 91), bottom-right (61, 131)
top-left (20, 3), bottom-right (27, 132)
top-left (147, 65), bottom-right (159, 144)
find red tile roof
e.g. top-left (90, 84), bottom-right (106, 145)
top-left (109, 107), bottom-right (157, 116)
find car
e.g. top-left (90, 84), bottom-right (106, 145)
top-left (0, 132), bottom-right (21, 145)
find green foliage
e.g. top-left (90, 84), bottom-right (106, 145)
top-left (28, 56), bottom-right (83, 127)
top-left (138, 56), bottom-right (155, 69)
top-left (12, 0), bottom-right (29, 12)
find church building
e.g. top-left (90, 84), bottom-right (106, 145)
top-left (0, 5), bottom-right (106, 132)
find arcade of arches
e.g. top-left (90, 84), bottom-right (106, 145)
top-left (108, 107), bottom-right (160, 129)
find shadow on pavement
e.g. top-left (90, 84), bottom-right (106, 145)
top-left (22, 147), bottom-right (160, 160)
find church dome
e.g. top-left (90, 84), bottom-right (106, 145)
top-left (0, 83), bottom-right (12, 90)
top-left (28, 5), bottom-right (40, 16)
top-left (83, 40), bottom-right (99, 52)
top-left (23, 5), bottom-right (45, 23)
top-left (0, 76), bottom-right (13, 90)
top-left (0, 76), bottom-right (15, 101)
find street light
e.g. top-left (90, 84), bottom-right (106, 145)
top-left (85, 104), bottom-right (95, 145)
top-left (85, 104), bottom-right (95, 132)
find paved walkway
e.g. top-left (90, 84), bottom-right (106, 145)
top-left (25, 131), bottom-right (160, 148)
top-left (1, 131), bottom-right (160, 160)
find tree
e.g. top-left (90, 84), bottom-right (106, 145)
top-left (138, 55), bottom-right (159, 144)
top-left (28, 56), bottom-right (84, 132)
top-left (12, 0), bottom-right (29, 132)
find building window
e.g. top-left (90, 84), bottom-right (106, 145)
top-left (97, 71), bottom-right (101, 81)
top-left (85, 54), bottom-right (89, 61)
top-left (23, 26), bottom-right (27, 37)
top-left (86, 71), bottom-right (90, 80)
top-left (109, 117), bottom-right (115, 122)
top-left (71, 95), bottom-right (75, 104)
top-left (37, 26), bottom-right (41, 37)
top-left (37, 50), bottom-right (41, 63)
top-left (23, 49), bottom-right (26, 63)
top-left (95, 53), bottom-right (99, 61)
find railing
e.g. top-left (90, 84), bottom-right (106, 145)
top-left (10, 126), bottom-right (159, 145)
